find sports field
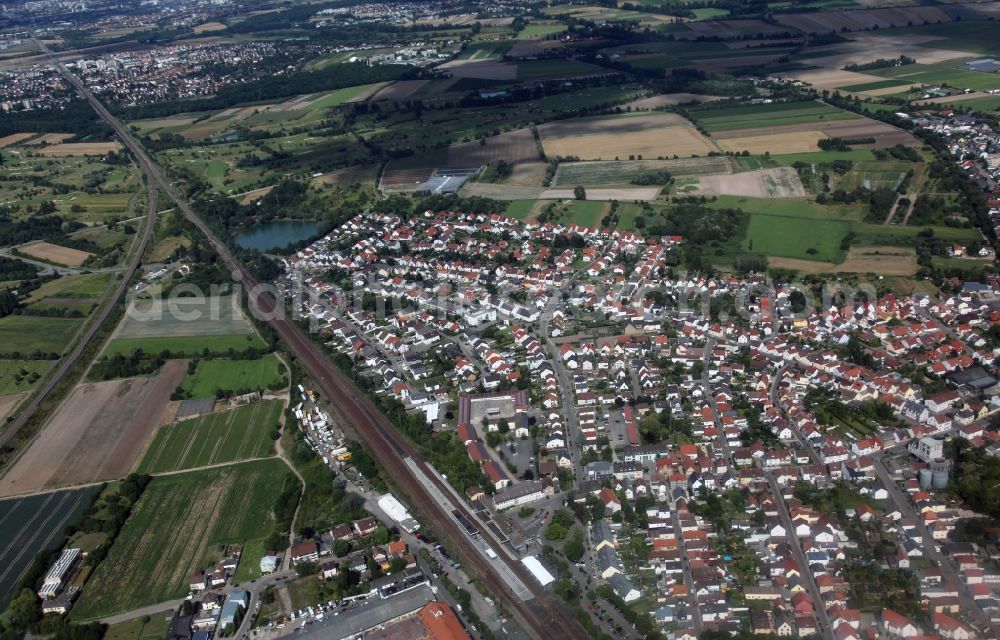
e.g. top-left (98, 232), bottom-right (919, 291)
top-left (72, 459), bottom-right (296, 619)
top-left (0, 316), bottom-right (82, 355)
top-left (0, 487), bottom-right (99, 609)
top-left (137, 400), bottom-right (283, 473)
top-left (179, 356), bottom-right (284, 398)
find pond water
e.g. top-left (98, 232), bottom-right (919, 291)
top-left (235, 220), bottom-right (319, 251)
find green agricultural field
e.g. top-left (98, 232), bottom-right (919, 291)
top-left (745, 214), bottom-right (850, 262)
top-left (0, 316), bottom-right (82, 355)
top-left (535, 87), bottom-right (644, 112)
top-left (138, 400), bottom-right (283, 473)
top-left (563, 200), bottom-right (607, 227)
top-left (72, 459), bottom-right (296, 620)
top-left (0, 359), bottom-right (51, 394)
top-left (554, 158), bottom-right (730, 187)
top-left (616, 202), bottom-right (650, 231)
top-left (763, 150), bottom-right (878, 166)
top-left (710, 195), bottom-right (865, 221)
top-left (881, 22), bottom-right (1000, 56)
top-left (853, 223), bottom-right (982, 247)
top-left (517, 59), bottom-right (606, 81)
top-left (103, 614), bottom-right (170, 640)
top-left (927, 95), bottom-right (1000, 111)
top-left (305, 83), bottom-right (385, 110)
top-left (690, 101), bottom-right (857, 132)
top-left (691, 7), bottom-right (728, 18)
top-left (25, 273), bottom-right (113, 304)
top-left (839, 78), bottom-right (919, 93)
top-left (503, 200), bottom-right (536, 220)
top-left (459, 41), bottom-right (513, 60)
top-left (233, 537), bottom-right (267, 584)
top-left (518, 22), bottom-right (567, 39)
top-left (103, 334), bottom-right (268, 358)
top-left (871, 62), bottom-right (1000, 92)
top-left (835, 161), bottom-right (911, 192)
top-left (114, 295), bottom-right (254, 340)
top-left (179, 355), bottom-right (284, 398)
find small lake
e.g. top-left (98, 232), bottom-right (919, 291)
top-left (235, 220), bottom-right (319, 252)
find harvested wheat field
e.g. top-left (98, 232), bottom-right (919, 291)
top-left (24, 133), bottom-right (74, 146)
top-left (694, 167), bottom-right (805, 198)
top-left (0, 361), bottom-right (186, 497)
top-left (461, 183), bottom-right (545, 200)
top-left (439, 59), bottom-right (518, 80)
top-left (713, 119), bottom-right (920, 149)
top-left (627, 93), bottom-right (720, 110)
top-left (136, 116), bottom-right (198, 131)
top-left (538, 113), bottom-right (717, 161)
top-left (507, 162), bottom-right (548, 187)
top-left (783, 68), bottom-right (891, 91)
top-left (372, 80), bottom-right (431, 101)
top-left (19, 242), bottom-right (93, 267)
top-left (917, 91), bottom-right (996, 105)
top-left (770, 247), bottom-right (918, 275)
top-left (447, 129), bottom-right (541, 166)
top-left (0, 133), bottom-right (35, 148)
top-left (193, 22), bottom-right (226, 33)
top-left (311, 164), bottom-right (379, 187)
top-left (717, 131), bottom-right (826, 155)
top-left (34, 142), bottom-right (122, 156)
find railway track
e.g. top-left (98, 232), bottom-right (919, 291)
top-left (38, 37), bottom-right (588, 640)
top-left (0, 159), bottom-right (158, 450)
